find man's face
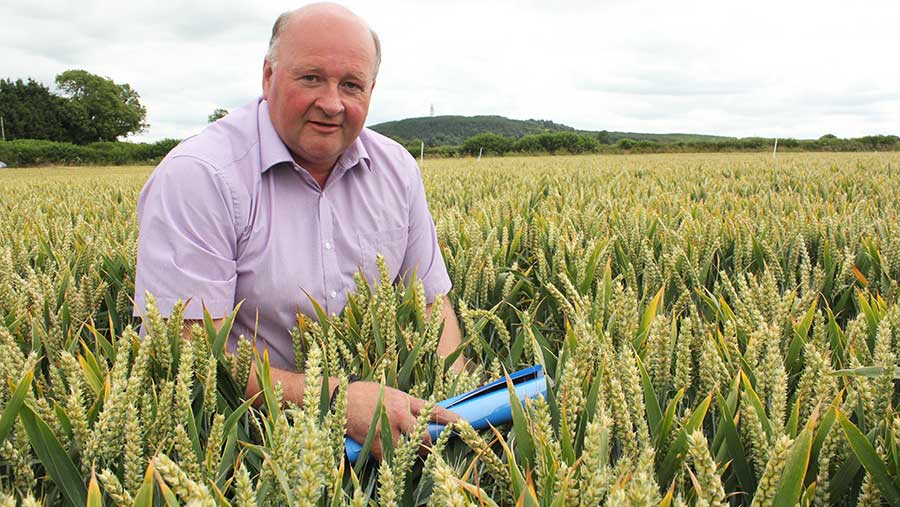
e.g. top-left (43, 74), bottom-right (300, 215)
top-left (263, 15), bottom-right (376, 174)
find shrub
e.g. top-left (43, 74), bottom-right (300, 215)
top-left (460, 133), bottom-right (516, 156)
top-left (0, 138), bottom-right (180, 167)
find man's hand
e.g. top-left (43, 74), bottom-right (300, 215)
top-left (188, 316), bottom-right (462, 461)
top-left (345, 381), bottom-right (459, 461)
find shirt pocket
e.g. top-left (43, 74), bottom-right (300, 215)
top-left (358, 226), bottom-right (409, 285)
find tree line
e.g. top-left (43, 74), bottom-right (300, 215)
top-left (0, 70), bottom-right (147, 144)
top-left (396, 131), bottom-right (900, 158)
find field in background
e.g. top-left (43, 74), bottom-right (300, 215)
top-left (2, 153), bottom-right (900, 505)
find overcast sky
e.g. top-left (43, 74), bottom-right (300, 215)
top-left (3, 0), bottom-right (898, 142)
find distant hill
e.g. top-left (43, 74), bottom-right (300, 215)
top-left (369, 115), bottom-right (575, 146)
top-left (581, 130), bottom-right (734, 144)
top-left (369, 115), bottom-right (734, 146)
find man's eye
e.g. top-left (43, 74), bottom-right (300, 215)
top-left (300, 75), bottom-right (319, 82)
top-left (343, 82), bottom-right (363, 91)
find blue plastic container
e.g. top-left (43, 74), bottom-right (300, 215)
top-left (345, 365), bottom-right (547, 463)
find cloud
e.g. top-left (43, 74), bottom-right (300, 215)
top-left (1, 0), bottom-right (898, 141)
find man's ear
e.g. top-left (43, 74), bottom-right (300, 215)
top-left (262, 60), bottom-right (274, 99)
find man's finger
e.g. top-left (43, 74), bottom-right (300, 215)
top-left (430, 405), bottom-right (460, 425)
top-left (398, 412), bottom-right (417, 438)
top-left (418, 426), bottom-right (434, 457)
top-left (371, 438), bottom-right (383, 462)
top-left (407, 395), bottom-right (426, 415)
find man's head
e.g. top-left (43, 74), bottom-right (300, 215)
top-left (262, 3), bottom-right (379, 175)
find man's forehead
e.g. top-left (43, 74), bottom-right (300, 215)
top-left (283, 9), bottom-right (373, 49)
top-left (278, 17), bottom-right (375, 63)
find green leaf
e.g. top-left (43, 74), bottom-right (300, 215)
top-left (488, 424), bottom-right (529, 500)
top-left (380, 401), bottom-right (394, 464)
top-left (786, 299), bottom-right (816, 373)
top-left (771, 410), bottom-right (816, 506)
top-left (53, 400), bottom-right (73, 441)
top-left (305, 291), bottom-right (332, 335)
top-left (659, 391), bottom-right (712, 487)
top-left (442, 337), bottom-right (470, 373)
top-left (654, 387), bottom-right (685, 450)
top-left (216, 426), bottom-right (239, 490)
top-left (77, 345), bottom-right (103, 397)
top-left (786, 394), bottom-right (801, 438)
top-left (715, 391), bottom-right (754, 494)
top-left (574, 366), bottom-right (603, 456)
top-left (635, 353), bottom-right (662, 439)
top-left (837, 410), bottom-right (900, 505)
top-left (634, 286), bottom-right (663, 349)
top-left (19, 403), bottom-right (87, 506)
top-left (223, 393), bottom-right (259, 437)
top-left (366, 305), bottom-right (383, 361)
top-left (353, 383), bottom-right (385, 476)
top-left (601, 257), bottom-right (613, 322)
top-left (810, 404), bottom-right (837, 475)
top-left (505, 368), bottom-right (536, 471)
top-left (741, 370), bottom-right (773, 442)
top-left (580, 238), bottom-right (609, 294)
top-left (253, 347), bottom-right (281, 421)
top-left (560, 404), bottom-right (575, 466)
top-left (330, 459), bottom-right (347, 507)
top-left (830, 365), bottom-right (900, 379)
top-left (132, 461), bottom-right (155, 507)
top-left (398, 340), bottom-right (423, 391)
top-left (211, 301), bottom-right (243, 358)
top-left (155, 469), bottom-right (182, 507)
top-left (458, 481), bottom-right (502, 507)
top-left (0, 367), bottom-right (33, 443)
top-left (262, 452), bottom-right (296, 505)
top-left (184, 395), bottom-right (203, 466)
top-left (828, 448), bottom-right (861, 500)
top-left (319, 355), bottom-right (331, 423)
top-left (86, 469), bottom-right (102, 507)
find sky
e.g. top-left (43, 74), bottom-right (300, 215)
top-left (3, 0), bottom-right (899, 142)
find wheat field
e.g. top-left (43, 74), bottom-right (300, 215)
top-left (1, 152), bottom-right (900, 506)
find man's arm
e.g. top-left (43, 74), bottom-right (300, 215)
top-left (428, 297), bottom-right (465, 373)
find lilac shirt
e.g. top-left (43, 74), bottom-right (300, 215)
top-left (134, 98), bottom-right (451, 370)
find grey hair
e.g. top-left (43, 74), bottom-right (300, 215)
top-left (266, 9), bottom-right (381, 78)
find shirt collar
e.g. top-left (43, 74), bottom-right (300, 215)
top-left (334, 133), bottom-right (372, 173)
top-left (257, 99), bottom-right (295, 174)
top-left (257, 98), bottom-right (372, 175)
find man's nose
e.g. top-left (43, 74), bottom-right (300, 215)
top-left (316, 85), bottom-right (344, 116)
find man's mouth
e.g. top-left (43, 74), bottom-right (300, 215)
top-left (309, 120), bottom-right (341, 132)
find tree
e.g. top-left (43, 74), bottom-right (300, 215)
top-left (460, 132), bottom-right (515, 156)
top-left (208, 108), bottom-right (229, 123)
top-left (0, 78), bottom-right (75, 141)
top-left (55, 69), bottom-right (147, 143)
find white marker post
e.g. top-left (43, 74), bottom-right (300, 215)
top-left (477, 147), bottom-right (483, 161)
top-left (773, 138), bottom-right (778, 161)
top-left (1, 116), bottom-right (5, 142)
top-left (420, 141), bottom-right (424, 167)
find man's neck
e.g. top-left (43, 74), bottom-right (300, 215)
top-left (310, 169), bottom-right (331, 189)
top-left (294, 156), bottom-right (335, 190)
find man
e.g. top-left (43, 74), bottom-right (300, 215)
top-left (134, 3), bottom-right (461, 460)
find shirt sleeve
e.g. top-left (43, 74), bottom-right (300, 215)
top-left (399, 163), bottom-right (452, 304)
top-left (133, 155), bottom-right (240, 320)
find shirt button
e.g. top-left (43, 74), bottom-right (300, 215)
top-left (324, 241), bottom-right (332, 250)
top-left (330, 290), bottom-right (337, 299)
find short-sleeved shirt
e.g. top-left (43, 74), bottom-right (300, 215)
top-left (134, 97), bottom-right (451, 370)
